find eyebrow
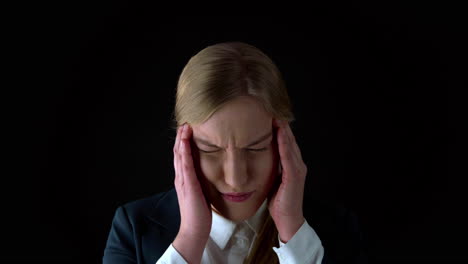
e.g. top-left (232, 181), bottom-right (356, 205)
top-left (194, 131), bottom-right (272, 149)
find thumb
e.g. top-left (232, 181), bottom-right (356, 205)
top-left (267, 168), bottom-right (282, 202)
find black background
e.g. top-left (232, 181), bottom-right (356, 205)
top-left (6, 2), bottom-right (466, 263)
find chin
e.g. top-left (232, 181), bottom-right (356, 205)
top-left (220, 208), bottom-right (255, 223)
top-left (211, 193), bottom-right (264, 222)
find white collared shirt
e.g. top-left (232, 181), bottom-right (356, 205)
top-left (156, 199), bottom-right (324, 264)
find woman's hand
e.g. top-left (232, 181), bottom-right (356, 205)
top-left (172, 123), bottom-right (212, 263)
top-left (268, 119), bottom-right (307, 243)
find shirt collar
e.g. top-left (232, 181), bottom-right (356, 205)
top-left (210, 199), bottom-right (268, 250)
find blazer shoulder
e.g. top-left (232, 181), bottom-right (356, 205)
top-left (120, 187), bottom-right (177, 219)
top-left (114, 187), bottom-right (180, 235)
top-left (103, 188), bottom-right (179, 263)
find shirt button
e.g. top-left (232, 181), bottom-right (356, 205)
top-left (237, 238), bottom-right (247, 248)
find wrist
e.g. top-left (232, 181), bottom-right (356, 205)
top-left (179, 226), bottom-right (210, 240)
top-left (277, 216), bottom-right (305, 243)
top-left (173, 231), bottom-right (209, 264)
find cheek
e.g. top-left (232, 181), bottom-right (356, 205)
top-left (248, 151), bottom-right (273, 173)
top-left (198, 156), bottom-right (219, 175)
top-left (189, 149), bottom-right (219, 193)
top-left (197, 157), bottom-right (223, 190)
top-left (248, 150), bottom-right (278, 187)
top-left (195, 158), bottom-right (222, 200)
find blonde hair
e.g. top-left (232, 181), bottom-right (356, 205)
top-left (171, 41), bottom-right (295, 263)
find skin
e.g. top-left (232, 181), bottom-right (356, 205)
top-left (191, 96), bottom-right (280, 223)
top-left (172, 96), bottom-right (307, 263)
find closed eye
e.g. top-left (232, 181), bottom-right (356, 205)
top-left (199, 147), bottom-right (268, 153)
top-left (246, 148), bottom-right (268, 152)
top-left (199, 149), bottom-right (219, 154)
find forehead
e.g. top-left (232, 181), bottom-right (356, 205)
top-left (192, 96), bottom-right (272, 144)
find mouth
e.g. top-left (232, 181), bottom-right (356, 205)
top-left (220, 191), bottom-right (255, 202)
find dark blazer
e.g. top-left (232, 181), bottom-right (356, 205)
top-left (102, 187), bottom-right (367, 264)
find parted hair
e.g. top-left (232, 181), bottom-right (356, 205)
top-left (171, 41), bottom-right (295, 264)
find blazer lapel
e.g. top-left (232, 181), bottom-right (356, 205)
top-left (145, 188), bottom-right (181, 236)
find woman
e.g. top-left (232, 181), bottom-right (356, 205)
top-left (103, 42), bottom-right (367, 264)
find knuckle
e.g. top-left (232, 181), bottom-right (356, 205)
top-left (294, 167), bottom-right (302, 175)
top-left (183, 162), bottom-right (191, 171)
top-left (180, 157), bottom-right (188, 168)
top-left (173, 147), bottom-right (179, 155)
top-left (283, 150), bottom-right (293, 160)
top-left (174, 179), bottom-right (181, 189)
top-left (299, 165), bottom-right (307, 177)
top-left (180, 140), bottom-right (187, 152)
top-left (292, 135), bottom-right (297, 143)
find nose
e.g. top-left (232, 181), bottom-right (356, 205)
top-left (223, 150), bottom-right (248, 189)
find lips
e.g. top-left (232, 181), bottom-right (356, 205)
top-left (221, 192), bottom-right (253, 197)
top-left (220, 191), bottom-right (255, 202)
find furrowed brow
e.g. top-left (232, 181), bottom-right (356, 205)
top-left (244, 132), bottom-right (272, 148)
top-left (194, 131), bottom-right (272, 149)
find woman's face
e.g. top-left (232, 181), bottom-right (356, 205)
top-left (190, 96), bottom-right (280, 222)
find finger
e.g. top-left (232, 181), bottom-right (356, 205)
top-left (173, 124), bottom-right (184, 176)
top-left (273, 118), bottom-right (288, 144)
top-left (272, 118), bottom-right (281, 128)
top-left (281, 123), bottom-right (307, 179)
top-left (180, 124), bottom-right (198, 187)
top-left (174, 123), bottom-right (185, 154)
top-left (283, 121), bottom-right (294, 144)
top-left (276, 122), bottom-right (296, 174)
top-left (274, 119), bottom-right (293, 143)
top-left (284, 125), bottom-right (309, 183)
top-left (175, 153), bottom-right (183, 193)
top-left (273, 119), bottom-right (304, 170)
top-left (174, 124), bottom-right (185, 185)
top-left (283, 122), bottom-right (304, 160)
